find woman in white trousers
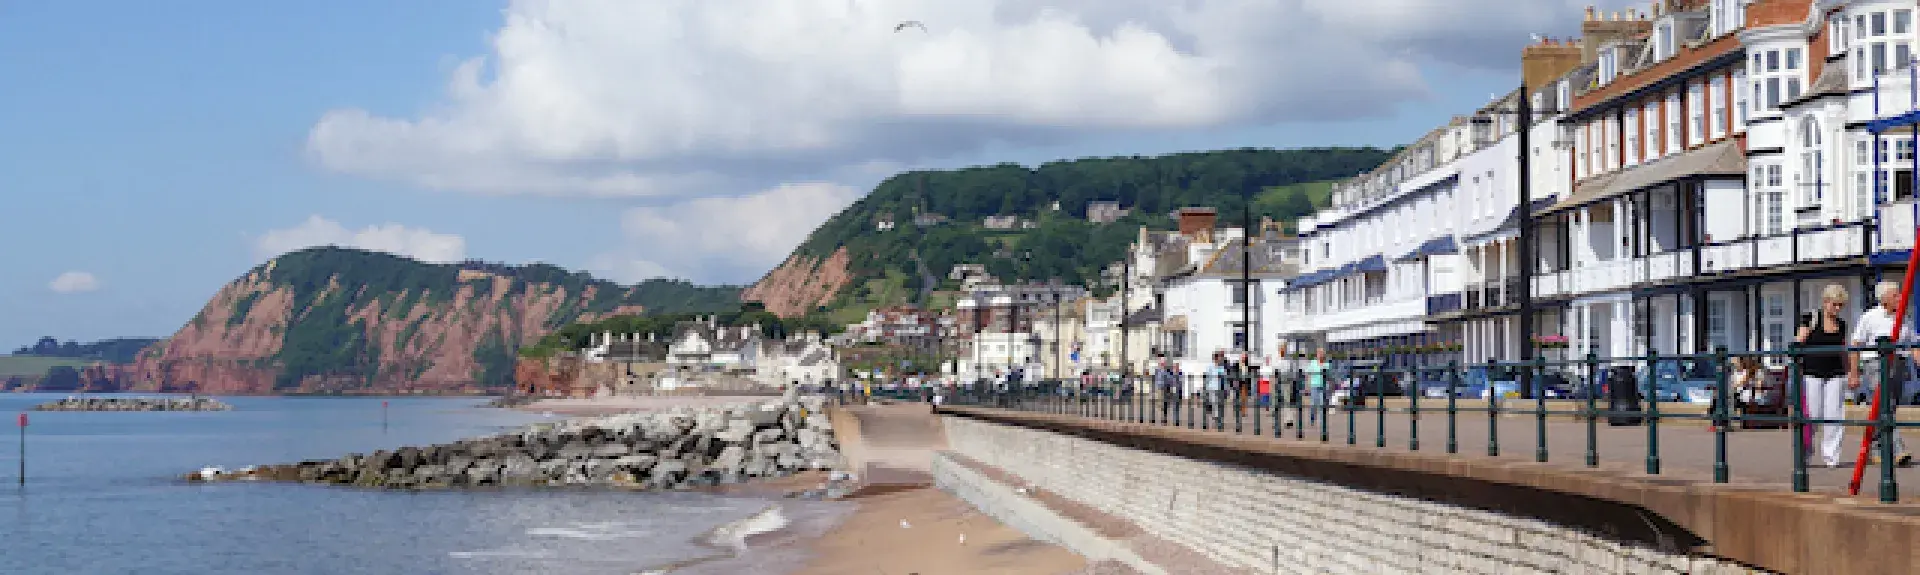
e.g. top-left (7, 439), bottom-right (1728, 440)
top-left (1797, 284), bottom-right (1857, 468)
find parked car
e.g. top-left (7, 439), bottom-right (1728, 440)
top-left (1641, 359), bottom-right (1716, 404)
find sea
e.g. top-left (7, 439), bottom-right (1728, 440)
top-left (0, 393), bottom-right (847, 575)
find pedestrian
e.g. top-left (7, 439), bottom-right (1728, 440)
top-left (1850, 280), bottom-right (1915, 467)
top-left (1796, 283), bottom-right (1855, 468)
top-left (1155, 357), bottom-right (1179, 422)
top-left (1709, 356), bottom-right (1762, 433)
top-left (1305, 348), bottom-right (1329, 425)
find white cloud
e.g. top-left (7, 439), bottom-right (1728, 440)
top-left (308, 0), bottom-right (1623, 198)
top-left (591, 182), bottom-right (862, 282)
top-left (254, 215), bottom-right (468, 263)
top-left (47, 272), bottom-right (100, 294)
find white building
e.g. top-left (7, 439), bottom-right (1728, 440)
top-left (1277, 0), bottom-right (1920, 368)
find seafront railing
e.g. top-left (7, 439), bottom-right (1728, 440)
top-left (930, 338), bottom-right (1920, 504)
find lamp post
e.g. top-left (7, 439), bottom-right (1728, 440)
top-left (1472, 83), bottom-right (1554, 398)
top-left (1053, 286), bottom-right (1065, 382)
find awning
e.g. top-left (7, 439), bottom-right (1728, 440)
top-left (1394, 236), bottom-right (1459, 262)
top-left (1535, 139), bottom-right (1745, 217)
top-left (1353, 255), bottom-right (1387, 273)
top-left (1285, 254), bottom-right (1385, 291)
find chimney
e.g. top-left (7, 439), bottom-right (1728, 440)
top-left (1579, 4), bottom-right (1652, 64)
top-left (1522, 37), bottom-right (1584, 91)
top-left (1175, 207), bottom-right (1218, 241)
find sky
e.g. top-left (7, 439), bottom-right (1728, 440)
top-left (0, 0), bottom-right (1648, 347)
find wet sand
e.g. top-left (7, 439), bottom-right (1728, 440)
top-left (788, 484), bottom-right (1090, 575)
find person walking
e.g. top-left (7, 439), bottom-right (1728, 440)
top-left (1155, 358), bottom-right (1179, 423)
top-left (1205, 353), bottom-right (1227, 428)
top-left (1797, 284), bottom-right (1856, 468)
top-left (1850, 280), bottom-right (1915, 467)
top-left (1304, 348), bottom-right (1330, 425)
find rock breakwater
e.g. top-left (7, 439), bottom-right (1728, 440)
top-left (33, 397), bottom-right (234, 412)
top-left (190, 395), bottom-right (841, 490)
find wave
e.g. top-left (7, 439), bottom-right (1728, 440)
top-left (701, 505), bottom-right (789, 553)
top-left (525, 523), bottom-right (656, 541)
top-left (448, 549), bottom-right (557, 559)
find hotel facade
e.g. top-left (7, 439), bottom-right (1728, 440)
top-left (1276, 0), bottom-right (1920, 366)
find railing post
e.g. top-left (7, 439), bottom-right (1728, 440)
top-left (1447, 361), bottom-right (1459, 454)
top-left (1375, 363), bottom-right (1388, 448)
top-left (1488, 361), bottom-right (1501, 458)
top-left (1409, 365), bottom-right (1422, 451)
top-left (1346, 365), bottom-right (1357, 446)
top-left (1877, 337), bottom-right (1899, 503)
top-left (1186, 374), bottom-right (1196, 429)
top-left (1534, 356), bottom-right (1549, 463)
top-left (1790, 349), bottom-right (1808, 492)
top-left (1584, 351), bottom-right (1599, 468)
top-left (1273, 369), bottom-right (1285, 438)
top-left (1646, 349), bottom-right (1662, 475)
top-left (1252, 371), bottom-right (1262, 437)
top-left (1713, 346), bottom-right (1730, 483)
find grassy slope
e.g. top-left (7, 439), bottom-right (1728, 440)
top-left (0, 356), bottom-right (90, 377)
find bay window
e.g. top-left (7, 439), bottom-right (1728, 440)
top-left (1855, 8), bottom-right (1915, 80)
top-left (1752, 47), bottom-right (1804, 113)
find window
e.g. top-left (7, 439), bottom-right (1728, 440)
top-left (1800, 117), bottom-right (1824, 205)
top-left (1754, 47), bottom-right (1805, 112)
top-left (1856, 9), bottom-right (1915, 80)
top-left (1666, 92), bottom-right (1684, 154)
top-left (1734, 69), bottom-right (1750, 127)
top-left (1643, 100), bottom-right (1658, 158)
top-left (1689, 82), bottom-right (1707, 147)
top-left (1708, 298), bottom-right (1730, 351)
top-left (1758, 164), bottom-right (1785, 234)
top-left (1606, 116), bottom-right (1620, 171)
top-left (1625, 109), bottom-right (1641, 166)
top-left (1765, 294), bottom-right (1788, 351)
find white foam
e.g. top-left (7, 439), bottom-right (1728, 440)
top-left (439, 550), bottom-right (549, 557)
top-left (526, 522), bottom-right (656, 541)
top-left (703, 505), bottom-right (788, 553)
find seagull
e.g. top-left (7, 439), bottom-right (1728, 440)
top-left (895, 20), bottom-right (927, 33)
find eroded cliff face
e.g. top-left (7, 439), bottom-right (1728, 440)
top-left (742, 247), bottom-right (853, 317)
top-left (121, 270), bottom-right (627, 395)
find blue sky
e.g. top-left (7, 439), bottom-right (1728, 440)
top-left (0, 0), bottom-right (1626, 347)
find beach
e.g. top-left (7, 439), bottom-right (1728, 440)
top-left (518, 396), bottom-right (1096, 574)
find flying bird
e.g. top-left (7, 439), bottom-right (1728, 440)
top-left (895, 20), bottom-right (927, 33)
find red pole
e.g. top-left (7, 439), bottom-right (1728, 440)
top-left (1849, 246), bottom-right (1920, 495)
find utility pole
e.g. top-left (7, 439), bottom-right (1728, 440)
top-left (1120, 247), bottom-right (1132, 383)
top-left (1517, 83), bottom-right (1537, 398)
top-left (1243, 192), bottom-right (1254, 358)
top-left (1054, 289), bottom-right (1064, 381)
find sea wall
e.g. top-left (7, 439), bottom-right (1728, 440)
top-left (938, 415), bottom-right (1766, 575)
top-left (195, 395), bottom-right (840, 490)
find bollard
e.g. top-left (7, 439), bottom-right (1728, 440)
top-left (1645, 349), bottom-right (1662, 475)
top-left (1712, 347), bottom-right (1730, 483)
top-left (1584, 352), bottom-right (1599, 468)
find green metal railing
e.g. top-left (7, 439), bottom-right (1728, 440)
top-left (932, 338), bottom-right (1920, 503)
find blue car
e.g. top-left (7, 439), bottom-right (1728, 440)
top-left (1641, 359), bottom-right (1717, 404)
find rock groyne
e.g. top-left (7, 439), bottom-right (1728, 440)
top-left (191, 396), bottom-right (840, 490)
top-left (33, 397), bottom-right (234, 412)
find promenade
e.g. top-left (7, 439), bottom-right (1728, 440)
top-left (1019, 395), bottom-right (1920, 499)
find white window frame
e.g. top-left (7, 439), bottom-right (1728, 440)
top-left (1625, 109), bottom-right (1642, 166)
top-left (1710, 76), bottom-right (1728, 139)
top-left (1643, 100), bottom-right (1661, 161)
top-left (1734, 68), bottom-right (1749, 128)
top-left (1689, 81), bottom-right (1708, 147)
top-left (1666, 92), bottom-right (1684, 155)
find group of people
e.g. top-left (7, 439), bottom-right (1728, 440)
top-left (1791, 281), bottom-right (1915, 468)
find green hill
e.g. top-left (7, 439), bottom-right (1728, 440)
top-left (760, 147), bottom-right (1390, 316)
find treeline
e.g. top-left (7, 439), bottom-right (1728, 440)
top-left (520, 303), bottom-right (843, 359)
top-left (11, 336), bottom-right (160, 363)
top-left (790, 147), bottom-right (1392, 304)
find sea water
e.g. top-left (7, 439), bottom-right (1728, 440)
top-left (0, 394), bottom-right (837, 575)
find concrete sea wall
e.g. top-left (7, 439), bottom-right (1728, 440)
top-left (937, 415), bottom-right (1766, 575)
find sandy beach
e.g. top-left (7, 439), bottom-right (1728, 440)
top-left (513, 397), bottom-right (1099, 574)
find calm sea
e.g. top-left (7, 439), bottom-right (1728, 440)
top-left (0, 394), bottom-right (833, 575)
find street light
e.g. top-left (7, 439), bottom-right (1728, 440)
top-left (1470, 83), bottom-right (1564, 399)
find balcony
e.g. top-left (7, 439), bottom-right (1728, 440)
top-left (1700, 221), bottom-right (1872, 273)
top-left (1426, 293), bottom-right (1463, 315)
top-left (1463, 278), bottom-right (1526, 310)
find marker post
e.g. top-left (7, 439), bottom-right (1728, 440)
top-left (17, 412), bottom-right (26, 486)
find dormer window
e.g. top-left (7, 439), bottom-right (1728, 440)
top-left (1600, 50), bottom-right (1617, 84)
top-left (1655, 22), bottom-right (1675, 60)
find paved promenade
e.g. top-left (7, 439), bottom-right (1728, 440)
top-left (1030, 398), bottom-right (1920, 498)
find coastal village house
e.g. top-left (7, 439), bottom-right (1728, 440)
top-left (1270, 0), bottom-right (1920, 369)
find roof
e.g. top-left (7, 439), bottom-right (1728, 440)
top-left (1537, 138), bottom-right (1745, 217)
top-left (1195, 238), bottom-right (1299, 279)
